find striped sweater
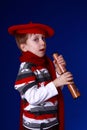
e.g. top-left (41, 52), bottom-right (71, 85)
top-left (15, 62), bottom-right (59, 130)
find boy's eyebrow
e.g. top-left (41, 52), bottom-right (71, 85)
top-left (32, 34), bottom-right (45, 37)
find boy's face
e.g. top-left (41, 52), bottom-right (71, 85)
top-left (20, 34), bottom-right (46, 57)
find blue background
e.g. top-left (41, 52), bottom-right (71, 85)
top-left (0, 0), bottom-right (87, 130)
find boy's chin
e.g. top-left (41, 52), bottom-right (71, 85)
top-left (37, 53), bottom-right (45, 57)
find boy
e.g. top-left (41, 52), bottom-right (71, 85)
top-left (8, 22), bottom-right (73, 130)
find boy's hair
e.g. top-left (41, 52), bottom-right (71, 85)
top-left (15, 34), bottom-right (28, 49)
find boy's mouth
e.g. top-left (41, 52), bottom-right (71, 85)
top-left (39, 48), bottom-right (45, 51)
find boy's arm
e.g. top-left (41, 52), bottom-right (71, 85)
top-left (14, 62), bottom-right (58, 105)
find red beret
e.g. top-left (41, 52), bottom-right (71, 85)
top-left (8, 22), bottom-right (55, 38)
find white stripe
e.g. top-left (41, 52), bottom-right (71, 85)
top-left (24, 101), bottom-right (58, 111)
top-left (15, 80), bottom-right (35, 89)
top-left (25, 82), bottom-right (58, 105)
top-left (15, 83), bottom-right (26, 89)
top-left (23, 114), bottom-right (57, 124)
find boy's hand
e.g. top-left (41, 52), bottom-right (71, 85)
top-left (53, 71), bottom-right (74, 87)
top-left (53, 55), bottom-right (66, 74)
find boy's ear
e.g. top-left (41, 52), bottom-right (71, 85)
top-left (20, 43), bottom-right (27, 52)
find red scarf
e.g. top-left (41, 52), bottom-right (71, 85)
top-left (19, 51), bottom-right (64, 130)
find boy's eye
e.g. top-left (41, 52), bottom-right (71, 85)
top-left (42, 37), bottom-right (45, 41)
top-left (33, 36), bottom-right (46, 42)
top-left (33, 38), bottom-right (39, 42)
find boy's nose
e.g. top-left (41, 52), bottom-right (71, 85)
top-left (40, 39), bottom-right (45, 45)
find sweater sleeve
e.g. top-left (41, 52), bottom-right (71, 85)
top-left (14, 62), bottom-right (58, 105)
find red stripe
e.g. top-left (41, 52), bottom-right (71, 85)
top-left (24, 111), bottom-right (57, 120)
top-left (15, 76), bottom-right (36, 85)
